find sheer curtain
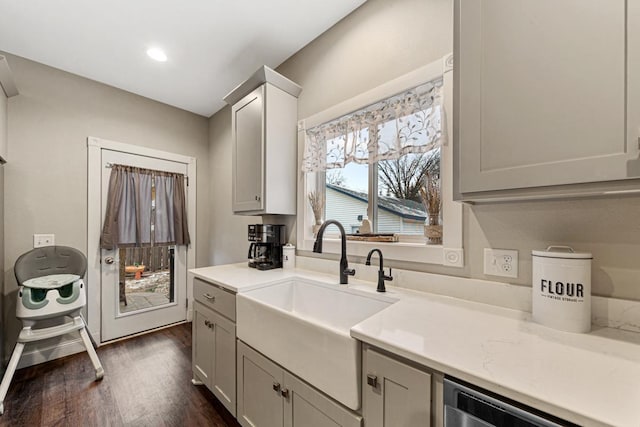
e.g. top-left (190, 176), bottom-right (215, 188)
top-left (301, 79), bottom-right (445, 172)
top-left (100, 165), bottom-right (190, 249)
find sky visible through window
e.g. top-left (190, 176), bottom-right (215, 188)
top-left (327, 163), bottom-right (368, 192)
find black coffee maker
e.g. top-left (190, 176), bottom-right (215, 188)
top-left (248, 224), bottom-right (286, 270)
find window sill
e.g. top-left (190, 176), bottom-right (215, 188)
top-left (302, 238), bottom-right (446, 265)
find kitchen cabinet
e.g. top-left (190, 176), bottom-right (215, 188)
top-left (454, 0), bottom-right (640, 201)
top-left (225, 66), bottom-right (301, 215)
top-left (362, 345), bottom-right (433, 427)
top-left (192, 278), bottom-right (236, 416)
top-left (237, 340), bottom-right (362, 427)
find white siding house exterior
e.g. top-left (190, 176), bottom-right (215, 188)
top-left (325, 184), bottom-right (426, 235)
top-left (325, 186), bottom-right (368, 233)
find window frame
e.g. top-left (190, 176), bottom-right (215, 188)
top-left (296, 54), bottom-right (463, 267)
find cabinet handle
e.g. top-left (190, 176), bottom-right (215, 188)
top-left (203, 293), bottom-right (216, 302)
top-left (273, 382), bottom-right (281, 393)
top-left (367, 374), bottom-right (378, 388)
top-left (280, 388), bottom-right (290, 399)
top-left (204, 320), bottom-right (214, 329)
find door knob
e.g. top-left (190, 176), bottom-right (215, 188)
top-left (104, 256), bottom-right (115, 265)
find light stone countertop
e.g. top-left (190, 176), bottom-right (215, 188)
top-left (190, 263), bottom-right (640, 426)
top-left (190, 263), bottom-right (296, 292)
top-left (190, 263), bottom-right (341, 292)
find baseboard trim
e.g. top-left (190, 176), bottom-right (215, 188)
top-left (6, 321), bottom-right (191, 368)
top-left (99, 320), bottom-right (189, 346)
top-left (16, 337), bottom-right (86, 369)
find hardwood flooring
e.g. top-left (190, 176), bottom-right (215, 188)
top-left (0, 323), bottom-right (241, 427)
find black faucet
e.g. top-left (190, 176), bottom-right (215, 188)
top-left (366, 249), bottom-right (393, 293)
top-left (313, 219), bottom-right (356, 285)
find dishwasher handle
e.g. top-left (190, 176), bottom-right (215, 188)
top-left (444, 405), bottom-right (493, 427)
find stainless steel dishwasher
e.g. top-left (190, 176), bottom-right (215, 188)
top-left (444, 377), bottom-right (576, 427)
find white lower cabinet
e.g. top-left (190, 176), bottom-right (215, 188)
top-left (363, 345), bottom-right (433, 427)
top-left (192, 279), bottom-right (237, 416)
top-left (237, 340), bottom-right (362, 427)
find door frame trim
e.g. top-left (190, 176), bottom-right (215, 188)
top-left (87, 136), bottom-right (197, 344)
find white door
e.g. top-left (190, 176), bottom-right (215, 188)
top-left (100, 149), bottom-right (188, 342)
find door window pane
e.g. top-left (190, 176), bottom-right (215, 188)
top-left (118, 245), bottom-right (175, 314)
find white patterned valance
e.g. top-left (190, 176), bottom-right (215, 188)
top-left (301, 79), bottom-right (445, 172)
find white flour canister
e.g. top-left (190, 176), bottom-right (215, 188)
top-left (532, 246), bottom-right (592, 333)
top-left (282, 244), bottom-right (296, 270)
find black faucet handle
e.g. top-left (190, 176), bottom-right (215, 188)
top-left (344, 268), bottom-right (356, 276)
top-left (383, 268), bottom-right (393, 281)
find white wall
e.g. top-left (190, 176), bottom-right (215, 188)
top-left (207, 108), bottom-right (259, 265)
top-left (0, 87), bottom-right (6, 365)
top-left (3, 52), bottom-right (210, 359)
top-left (207, 0), bottom-right (450, 265)
top-left (208, 0), bottom-right (640, 302)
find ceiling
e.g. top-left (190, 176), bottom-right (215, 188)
top-left (0, 0), bottom-right (366, 117)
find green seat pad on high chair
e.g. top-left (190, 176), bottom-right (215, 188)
top-left (21, 274), bottom-right (82, 309)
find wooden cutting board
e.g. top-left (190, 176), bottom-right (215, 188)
top-left (346, 234), bottom-right (398, 242)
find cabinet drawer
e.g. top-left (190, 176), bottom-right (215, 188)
top-left (194, 278), bottom-right (236, 321)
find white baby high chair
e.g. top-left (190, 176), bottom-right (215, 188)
top-left (0, 246), bottom-right (104, 414)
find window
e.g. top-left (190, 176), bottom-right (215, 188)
top-left (325, 162), bottom-right (369, 234)
top-left (304, 80), bottom-right (444, 241)
top-left (324, 149), bottom-right (441, 238)
top-left (377, 149), bottom-right (440, 236)
top-left (297, 55), bottom-right (463, 267)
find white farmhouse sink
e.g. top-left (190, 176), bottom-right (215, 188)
top-left (236, 278), bottom-right (396, 410)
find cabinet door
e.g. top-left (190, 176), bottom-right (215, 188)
top-left (237, 340), bottom-right (284, 427)
top-left (233, 85), bottom-right (264, 212)
top-left (456, 0), bottom-right (637, 195)
top-left (284, 372), bottom-right (361, 427)
top-left (363, 348), bottom-right (431, 427)
top-left (211, 310), bottom-right (237, 416)
top-left (192, 304), bottom-right (213, 387)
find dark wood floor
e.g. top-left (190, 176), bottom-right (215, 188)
top-left (0, 323), bottom-right (241, 427)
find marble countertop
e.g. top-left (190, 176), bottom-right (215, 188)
top-left (190, 263), bottom-right (640, 426)
top-left (190, 263), bottom-right (341, 292)
top-left (190, 263), bottom-right (294, 292)
top-left (352, 293), bottom-right (640, 426)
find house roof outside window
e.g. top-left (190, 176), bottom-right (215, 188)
top-left (327, 183), bottom-right (427, 221)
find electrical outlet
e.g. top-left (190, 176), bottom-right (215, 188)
top-left (33, 234), bottom-right (55, 248)
top-left (483, 248), bottom-right (518, 278)
top-left (443, 248), bottom-right (464, 267)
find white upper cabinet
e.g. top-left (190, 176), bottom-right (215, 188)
top-left (455, 0), bottom-right (640, 201)
top-left (225, 66), bottom-right (301, 215)
top-left (233, 86), bottom-right (265, 213)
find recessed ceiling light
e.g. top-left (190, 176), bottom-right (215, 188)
top-left (146, 48), bottom-right (167, 62)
